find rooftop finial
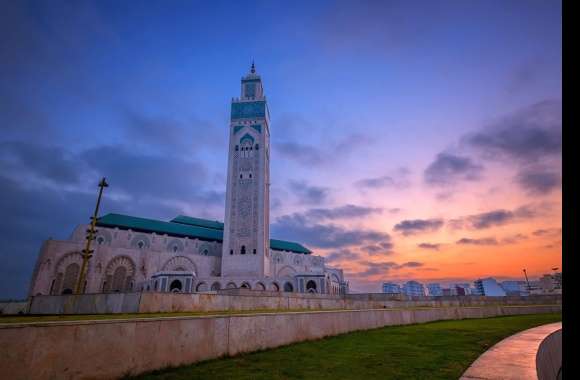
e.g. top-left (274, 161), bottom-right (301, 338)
top-left (250, 61), bottom-right (255, 74)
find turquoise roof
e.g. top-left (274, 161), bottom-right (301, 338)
top-left (170, 215), bottom-right (224, 230)
top-left (96, 213), bottom-right (312, 254)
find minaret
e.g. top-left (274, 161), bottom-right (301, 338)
top-left (221, 63), bottom-right (271, 278)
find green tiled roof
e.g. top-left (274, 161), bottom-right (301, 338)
top-left (170, 215), bottom-right (224, 230)
top-left (96, 213), bottom-right (311, 254)
top-left (97, 214), bottom-right (223, 242)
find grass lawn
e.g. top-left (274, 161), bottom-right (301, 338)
top-left (128, 313), bottom-right (561, 380)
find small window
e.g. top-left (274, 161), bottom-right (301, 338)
top-left (235, 145), bottom-right (239, 151)
top-left (96, 236), bottom-right (105, 245)
top-left (249, 173), bottom-right (252, 178)
top-left (253, 249), bottom-right (256, 255)
top-left (172, 245), bottom-right (178, 252)
top-left (240, 174), bottom-right (243, 179)
top-left (137, 241), bottom-right (144, 249)
top-left (255, 144), bottom-right (259, 150)
top-left (230, 249), bottom-right (233, 255)
top-left (241, 245), bottom-right (246, 255)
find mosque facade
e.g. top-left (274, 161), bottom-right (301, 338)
top-left (28, 66), bottom-right (349, 297)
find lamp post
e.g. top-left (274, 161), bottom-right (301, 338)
top-left (522, 268), bottom-right (531, 294)
top-left (75, 177), bottom-right (109, 294)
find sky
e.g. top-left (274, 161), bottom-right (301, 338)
top-left (0, 0), bottom-right (561, 298)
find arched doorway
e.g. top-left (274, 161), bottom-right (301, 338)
top-left (284, 282), bottom-right (294, 292)
top-left (226, 282), bottom-right (237, 289)
top-left (271, 282), bottom-right (280, 292)
top-left (196, 282), bottom-right (208, 292)
top-left (255, 282), bottom-right (266, 291)
top-left (211, 282), bottom-right (221, 291)
top-left (306, 280), bottom-right (317, 293)
top-left (170, 280), bottom-right (183, 292)
top-left (240, 282), bottom-right (251, 290)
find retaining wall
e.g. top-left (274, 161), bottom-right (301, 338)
top-left (24, 291), bottom-right (562, 315)
top-left (0, 304), bottom-right (561, 380)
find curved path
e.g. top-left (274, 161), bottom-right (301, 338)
top-left (460, 322), bottom-right (562, 380)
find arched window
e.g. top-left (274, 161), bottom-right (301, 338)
top-left (235, 145), bottom-right (239, 151)
top-left (241, 245), bottom-right (246, 255)
top-left (240, 282), bottom-right (251, 289)
top-left (255, 144), bottom-right (259, 150)
top-left (62, 263), bottom-right (80, 295)
top-left (211, 282), bottom-right (221, 291)
top-left (253, 249), bottom-right (256, 254)
top-left (111, 266), bottom-right (127, 292)
top-left (230, 249), bottom-right (233, 255)
top-left (284, 282), bottom-right (294, 292)
top-left (137, 241), bottom-right (145, 249)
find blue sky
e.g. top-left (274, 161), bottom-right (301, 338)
top-left (0, 0), bottom-right (561, 298)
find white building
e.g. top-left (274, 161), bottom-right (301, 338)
top-left (426, 283), bottom-right (442, 296)
top-left (382, 282), bottom-right (401, 294)
top-left (28, 65), bottom-right (348, 297)
top-left (402, 281), bottom-right (425, 297)
top-left (500, 281), bottom-right (529, 296)
top-left (473, 278), bottom-right (506, 296)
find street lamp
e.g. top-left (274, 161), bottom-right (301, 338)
top-left (75, 177), bottom-right (109, 294)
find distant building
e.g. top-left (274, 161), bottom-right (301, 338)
top-left (426, 283), bottom-right (442, 296)
top-left (500, 281), bottom-right (529, 296)
top-left (382, 282), bottom-right (401, 294)
top-left (539, 273), bottom-right (562, 294)
top-left (441, 288), bottom-right (454, 296)
top-left (402, 281), bottom-right (425, 297)
top-left (473, 278), bottom-right (506, 296)
top-left (454, 283), bottom-right (472, 296)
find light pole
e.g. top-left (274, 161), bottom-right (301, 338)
top-left (75, 177), bottom-right (109, 294)
top-left (522, 268), bottom-right (531, 294)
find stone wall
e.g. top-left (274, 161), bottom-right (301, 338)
top-left (22, 291), bottom-right (562, 315)
top-left (536, 328), bottom-right (562, 380)
top-left (0, 304), bottom-right (561, 380)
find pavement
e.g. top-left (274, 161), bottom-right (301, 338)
top-left (460, 322), bottom-right (562, 380)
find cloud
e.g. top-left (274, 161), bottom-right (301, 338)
top-left (271, 213), bottom-right (392, 249)
top-left (456, 237), bottom-right (499, 246)
top-left (424, 152), bottom-right (483, 186)
top-left (303, 204), bottom-right (383, 221)
top-left (354, 260), bottom-right (424, 277)
top-left (393, 218), bottom-right (444, 236)
top-left (355, 167), bottom-right (411, 190)
top-left (516, 166), bottom-right (561, 195)
top-left (465, 100), bottom-right (561, 162)
top-left (418, 243), bottom-right (441, 250)
top-left (501, 234), bottom-right (528, 244)
top-left (532, 228), bottom-right (562, 237)
top-left (448, 203), bottom-right (550, 230)
top-left (360, 241), bottom-right (395, 256)
top-left (0, 141), bottom-right (83, 185)
top-left (323, 249), bottom-right (360, 263)
top-left (275, 142), bottom-right (325, 166)
top-left (288, 180), bottom-right (330, 205)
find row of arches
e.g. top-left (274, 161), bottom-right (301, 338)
top-left (187, 280), bottom-right (295, 293)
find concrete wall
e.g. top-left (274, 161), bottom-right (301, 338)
top-left (0, 304), bottom-right (561, 380)
top-left (22, 291), bottom-right (562, 315)
top-left (0, 301), bottom-right (29, 315)
top-left (536, 328), bottom-right (562, 380)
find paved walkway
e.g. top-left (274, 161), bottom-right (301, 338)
top-left (460, 322), bottom-right (562, 380)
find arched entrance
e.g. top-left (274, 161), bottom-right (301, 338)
top-left (211, 282), bottom-right (221, 291)
top-left (240, 282), bottom-right (251, 290)
top-left (170, 280), bottom-right (183, 292)
top-left (306, 280), bottom-right (317, 293)
top-left (284, 282), bottom-right (294, 292)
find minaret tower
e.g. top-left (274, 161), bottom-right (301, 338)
top-left (221, 63), bottom-right (271, 278)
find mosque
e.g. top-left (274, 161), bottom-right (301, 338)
top-left (28, 65), bottom-right (349, 297)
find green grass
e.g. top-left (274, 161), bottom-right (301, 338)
top-left (127, 313), bottom-right (561, 380)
